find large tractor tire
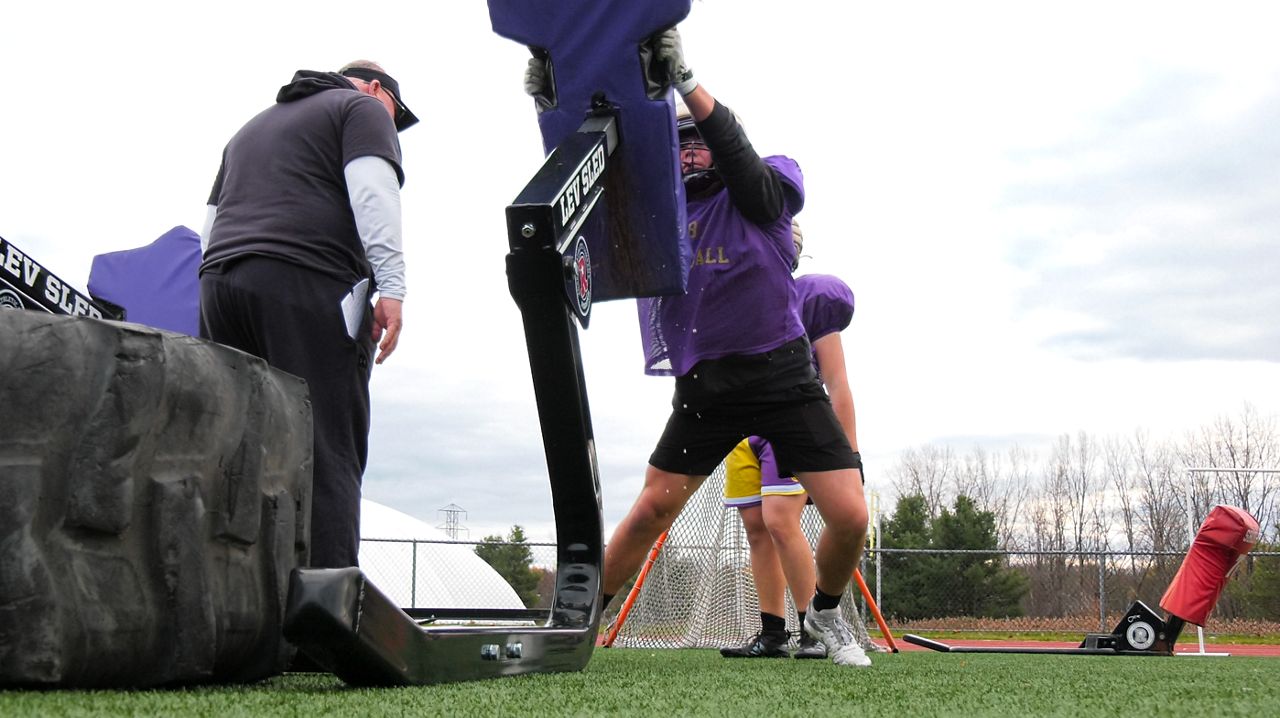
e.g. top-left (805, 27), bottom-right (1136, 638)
top-left (0, 310), bottom-right (312, 687)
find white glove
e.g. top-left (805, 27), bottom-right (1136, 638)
top-left (654, 27), bottom-right (697, 96)
top-left (523, 53), bottom-right (554, 113)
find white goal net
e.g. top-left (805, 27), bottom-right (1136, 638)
top-left (609, 462), bottom-right (879, 651)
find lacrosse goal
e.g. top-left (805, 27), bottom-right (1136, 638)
top-left (606, 462), bottom-right (887, 651)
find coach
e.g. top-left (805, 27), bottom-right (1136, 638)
top-left (199, 60), bottom-right (417, 568)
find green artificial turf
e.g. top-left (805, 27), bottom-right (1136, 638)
top-left (1, 648), bottom-right (1275, 717)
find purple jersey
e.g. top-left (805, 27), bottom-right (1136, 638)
top-left (796, 273), bottom-right (855, 377)
top-left (638, 156), bottom-right (805, 376)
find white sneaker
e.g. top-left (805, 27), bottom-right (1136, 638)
top-left (804, 601), bottom-right (872, 667)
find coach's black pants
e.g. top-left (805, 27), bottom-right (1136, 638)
top-left (199, 256), bottom-right (373, 568)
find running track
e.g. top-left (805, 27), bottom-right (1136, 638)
top-left (894, 637), bottom-right (1280, 657)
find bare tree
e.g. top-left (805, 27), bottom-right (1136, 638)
top-left (1062, 431), bottom-right (1110, 613)
top-left (955, 445), bottom-right (991, 510)
top-left (1132, 430), bottom-right (1182, 553)
top-left (953, 444), bottom-right (1036, 550)
top-left (998, 446), bottom-right (1035, 550)
top-left (1051, 432), bottom-right (1105, 553)
top-left (1181, 404), bottom-right (1278, 540)
top-left (1026, 452), bottom-right (1073, 616)
top-left (891, 444), bottom-right (954, 518)
top-left (1105, 435), bottom-right (1138, 570)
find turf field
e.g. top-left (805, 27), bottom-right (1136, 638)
top-left (1, 647), bottom-right (1275, 717)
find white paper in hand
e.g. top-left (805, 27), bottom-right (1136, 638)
top-left (340, 278), bottom-right (370, 340)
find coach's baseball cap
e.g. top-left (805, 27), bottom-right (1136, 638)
top-left (341, 66), bottom-right (419, 132)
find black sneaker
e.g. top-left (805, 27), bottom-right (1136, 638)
top-left (719, 630), bottom-right (790, 658)
top-left (793, 630), bottom-right (827, 659)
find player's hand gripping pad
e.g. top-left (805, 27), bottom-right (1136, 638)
top-left (489, 0), bottom-right (692, 301)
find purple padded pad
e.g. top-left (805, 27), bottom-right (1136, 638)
top-left (490, 0), bottom-right (692, 300)
top-left (89, 225), bottom-right (201, 336)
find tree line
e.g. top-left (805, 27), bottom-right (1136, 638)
top-left (876, 403), bottom-right (1279, 621)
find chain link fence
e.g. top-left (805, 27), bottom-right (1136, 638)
top-left (360, 536), bottom-right (1279, 639)
top-left (864, 548), bottom-right (1280, 634)
top-left (359, 537), bottom-right (559, 609)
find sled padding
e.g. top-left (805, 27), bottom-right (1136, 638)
top-left (489, 0), bottom-right (692, 301)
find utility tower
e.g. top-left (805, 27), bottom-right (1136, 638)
top-left (436, 503), bottom-right (469, 540)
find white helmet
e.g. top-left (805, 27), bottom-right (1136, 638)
top-left (674, 95), bottom-right (746, 194)
top-left (674, 94), bottom-right (713, 191)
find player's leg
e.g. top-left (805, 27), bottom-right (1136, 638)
top-left (766, 398), bottom-right (870, 666)
top-left (761, 491), bottom-right (816, 613)
top-left (793, 469), bottom-right (868, 666)
top-left (719, 503), bottom-right (790, 657)
top-left (758, 399), bottom-right (866, 601)
top-left (606, 406), bottom-right (742, 601)
top-left (719, 439), bottom-right (789, 657)
top-left (743, 505), bottom-right (787, 617)
top-left (760, 491), bottom-right (825, 658)
top-left (797, 469), bottom-right (867, 598)
top-left (601, 465), bottom-right (705, 598)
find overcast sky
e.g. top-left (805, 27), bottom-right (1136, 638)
top-left (3, 1), bottom-right (1277, 543)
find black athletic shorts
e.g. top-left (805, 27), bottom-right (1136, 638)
top-left (648, 380), bottom-right (859, 477)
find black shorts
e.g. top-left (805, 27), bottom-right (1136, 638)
top-left (648, 383), bottom-right (858, 477)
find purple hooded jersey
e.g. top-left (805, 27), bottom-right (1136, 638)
top-left (638, 156), bottom-right (805, 376)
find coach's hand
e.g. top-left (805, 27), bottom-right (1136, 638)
top-left (372, 297), bottom-right (402, 364)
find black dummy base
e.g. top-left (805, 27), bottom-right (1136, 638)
top-left (905, 600), bottom-right (1187, 657)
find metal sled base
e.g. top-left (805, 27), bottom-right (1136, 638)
top-left (904, 599), bottom-right (1222, 657)
top-left (283, 566), bottom-right (597, 686)
top-left (903, 634), bottom-right (1166, 656)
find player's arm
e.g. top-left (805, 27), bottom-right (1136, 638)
top-left (693, 98), bottom-right (786, 225)
top-left (814, 333), bottom-right (857, 452)
top-left (654, 28), bottom-right (787, 225)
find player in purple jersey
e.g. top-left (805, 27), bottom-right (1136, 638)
top-left (595, 28), bottom-right (871, 667)
top-left (720, 254), bottom-right (870, 659)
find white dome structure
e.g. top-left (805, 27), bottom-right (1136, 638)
top-left (358, 499), bottom-right (525, 610)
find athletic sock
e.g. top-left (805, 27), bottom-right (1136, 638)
top-left (602, 593), bottom-right (615, 609)
top-left (813, 588), bottom-right (841, 612)
top-left (760, 612), bottom-right (786, 634)
top-left (797, 611), bottom-right (807, 628)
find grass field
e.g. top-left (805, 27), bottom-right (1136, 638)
top-left (2, 647), bottom-right (1276, 717)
